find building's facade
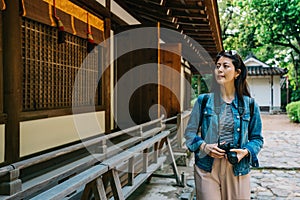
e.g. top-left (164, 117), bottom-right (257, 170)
top-left (0, 0), bottom-right (222, 166)
top-left (0, 1), bottom-right (224, 197)
top-left (245, 56), bottom-right (288, 112)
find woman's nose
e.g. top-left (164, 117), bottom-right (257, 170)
top-left (218, 66), bottom-right (224, 72)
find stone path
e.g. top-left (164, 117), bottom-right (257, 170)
top-left (250, 114), bottom-right (300, 199)
top-left (127, 114), bottom-right (300, 200)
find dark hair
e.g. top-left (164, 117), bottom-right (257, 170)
top-left (211, 50), bottom-right (251, 100)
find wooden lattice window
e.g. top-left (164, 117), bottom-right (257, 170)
top-left (21, 18), bottom-right (103, 111)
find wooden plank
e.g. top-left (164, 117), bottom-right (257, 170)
top-left (8, 120), bottom-right (148, 170)
top-left (81, 181), bottom-right (94, 200)
top-left (121, 156), bottom-right (166, 199)
top-left (109, 169), bottom-right (124, 200)
top-left (30, 164), bottom-right (108, 200)
top-left (6, 154), bottom-right (105, 200)
top-left (102, 131), bottom-right (170, 168)
top-left (166, 137), bottom-right (181, 185)
top-left (94, 178), bottom-right (108, 200)
top-left (142, 148), bottom-right (149, 173)
top-left (11, 138), bottom-right (105, 170)
top-left (105, 137), bottom-right (142, 158)
top-left (154, 142), bottom-right (159, 163)
top-left (127, 157), bottom-right (134, 186)
top-left (141, 127), bottom-right (163, 139)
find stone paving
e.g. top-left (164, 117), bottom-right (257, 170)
top-left (250, 130), bottom-right (300, 199)
top-left (127, 114), bottom-right (300, 200)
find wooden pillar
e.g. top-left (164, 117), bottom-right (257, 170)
top-left (104, 0), bottom-right (111, 133)
top-left (0, 12), bottom-right (3, 115)
top-left (270, 74), bottom-right (274, 113)
top-left (3, 0), bottom-right (22, 163)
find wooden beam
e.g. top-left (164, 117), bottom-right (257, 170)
top-left (186, 33), bottom-right (213, 37)
top-left (124, 0), bottom-right (168, 14)
top-left (177, 20), bottom-right (209, 26)
top-left (171, 11), bottom-right (207, 19)
top-left (104, 0), bottom-right (111, 133)
top-left (109, 169), bottom-right (125, 200)
top-left (0, 14), bottom-right (3, 115)
top-left (182, 29), bottom-right (212, 34)
top-left (178, 18), bottom-right (208, 24)
top-left (204, 0), bottom-right (223, 51)
top-left (165, 1), bottom-right (205, 10)
top-left (137, 15), bottom-right (176, 29)
top-left (3, 0), bottom-right (22, 163)
top-left (69, 0), bottom-right (110, 19)
top-left (133, 8), bottom-right (173, 22)
top-left (181, 24), bottom-right (210, 29)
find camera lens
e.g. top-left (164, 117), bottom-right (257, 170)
top-left (227, 152), bottom-right (238, 165)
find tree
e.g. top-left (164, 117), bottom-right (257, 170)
top-left (218, 0), bottom-right (300, 100)
top-left (250, 0), bottom-right (300, 92)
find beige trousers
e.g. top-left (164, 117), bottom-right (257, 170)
top-left (194, 158), bottom-right (250, 200)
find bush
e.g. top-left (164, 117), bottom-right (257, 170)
top-left (291, 90), bottom-right (300, 102)
top-left (286, 101), bottom-right (300, 123)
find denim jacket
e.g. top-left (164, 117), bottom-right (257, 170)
top-left (184, 93), bottom-right (264, 176)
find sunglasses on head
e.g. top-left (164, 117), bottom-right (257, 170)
top-left (223, 50), bottom-right (238, 55)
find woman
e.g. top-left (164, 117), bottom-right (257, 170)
top-left (184, 50), bottom-right (264, 200)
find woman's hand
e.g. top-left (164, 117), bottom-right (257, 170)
top-left (202, 143), bottom-right (226, 158)
top-left (230, 148), bottom-right (249, 162)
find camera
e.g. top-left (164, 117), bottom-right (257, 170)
top-left (218, 142), bottom-right (238, 165)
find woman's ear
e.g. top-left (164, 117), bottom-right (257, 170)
top-left (235, 69), bottom-right (241, 79)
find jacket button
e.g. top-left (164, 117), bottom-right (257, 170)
top-left (237, 116), bottom-right (240, 119)
top-left (237, 128), bottom-right (240, 132)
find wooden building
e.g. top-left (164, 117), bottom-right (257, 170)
top-left (0, 0), bottom-right (222, 166)
top-left (0, 0), bottom-right (222, 198)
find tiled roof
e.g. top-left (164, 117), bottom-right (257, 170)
top-left (247, 66), bottom-right (288, 76)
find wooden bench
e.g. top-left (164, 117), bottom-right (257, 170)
top-left (0, 115), bottom-right (181, 200)
top-left (31, 130), bottom-right (180, 200)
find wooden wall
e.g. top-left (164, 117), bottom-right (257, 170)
top-left (114, 34), bottom-right (184, 128)
top-left (0, 0), bottom-right (110, 165)
top-left (114, 29), bottom-right (158, 127)
top-left (160, 44), bottom-right (181, 118)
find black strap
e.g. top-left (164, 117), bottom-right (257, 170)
top-left (196, 94), bottom-right (209, 134)
top-left (249, 97), bottom-right (254, 119)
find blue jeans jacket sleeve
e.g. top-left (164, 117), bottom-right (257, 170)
top-left (244, 100), bottom-right (264, 167)
top-left (184, 95), bottom-right (205, 152)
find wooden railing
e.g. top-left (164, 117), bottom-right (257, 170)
top-left (176, 110), bottom-right (192, 149)
top-left (0, 115), bottom-right (182, 200)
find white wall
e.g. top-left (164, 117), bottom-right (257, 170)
top-left (20, 111), bottom-right (105, 157)
top-left (247, 77), bottom-right (270, 107)
top-left (273, 76), bottom-right (281, 109)
top-left (247, 76), bottom-right (282, 110)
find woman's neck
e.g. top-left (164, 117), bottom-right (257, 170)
top-left (220, 86), bottom-right (236, 103)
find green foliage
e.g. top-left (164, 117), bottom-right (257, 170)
top-left (291, 90), bottom-right (300, 102)
top-left (218, 0), bottom-right (300, 101)
top-left (191, 75), bottom-right (209, 99)
top-left (286, 101), bottom-right (300, 123)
